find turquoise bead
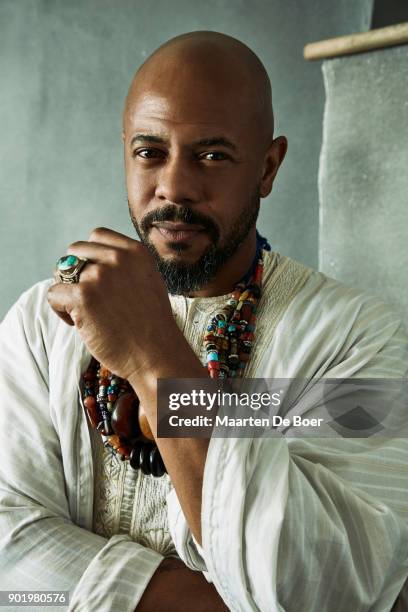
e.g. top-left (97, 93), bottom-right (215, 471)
top-left (206, 351), bottom-right (219, 362)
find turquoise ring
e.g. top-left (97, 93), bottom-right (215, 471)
top-left (56, 255), bottom-right (88, 284)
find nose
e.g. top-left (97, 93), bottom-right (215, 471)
top-left (155, 156), bottom-right (201, 205)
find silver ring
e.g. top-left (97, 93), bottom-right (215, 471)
top-left (55, 255), bottom-right (88, 284)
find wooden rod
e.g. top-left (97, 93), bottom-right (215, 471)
top-left (304, 22), bottom-right (408, 61)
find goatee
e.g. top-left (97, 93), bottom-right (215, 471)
top-left (128, 192), bottom-right (260, 295)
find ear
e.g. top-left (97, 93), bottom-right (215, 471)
top-left (259, 136), bottom-right (288, 198)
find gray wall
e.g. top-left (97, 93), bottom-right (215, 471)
top-left (0, 0), bottom-right (373, 319)
top-left (319, 45), bottom-right (408, 326)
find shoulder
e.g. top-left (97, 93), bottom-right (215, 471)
top-left (0, 279), bottom-right (66, 357)
top-left (270, 251), bottom-right (404, 330)
top-left (263, 252), bottom-right (407, 377)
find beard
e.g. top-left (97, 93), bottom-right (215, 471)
top-left (129, 190), bottom-right (260, 295)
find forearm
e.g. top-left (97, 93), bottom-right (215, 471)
top-left (136, 557), bottom-right (228, 612)
top-left (129, 333), bottom-right (210, 544)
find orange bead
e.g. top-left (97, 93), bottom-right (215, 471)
top-left (84, 396), bottom-right (99, 428)
top-left (138, 405), bottom-right (155, 441)
top-left (107, 434), bottom-right (121, 450)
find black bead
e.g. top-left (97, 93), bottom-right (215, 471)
top-left (130, 441), bottom-right (144, 470)
top-left (140, 443), bottom-right (154, 475)
top-left (149, 446), bottom-right (166, 477)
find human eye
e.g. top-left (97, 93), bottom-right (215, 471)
top-left (198, 151), bottom-right (230, 162)
top-left (132, 148), bottom-right (165, 160)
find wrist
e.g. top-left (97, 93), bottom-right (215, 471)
top-left (128, 337), bottom-right (207, 391)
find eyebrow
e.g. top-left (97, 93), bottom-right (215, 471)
top-left (130, 134), bottom-right (168, 147)
top-left (194, 137), bottom-right (237, 151)
top-left (129, 133), bottom-right (237, 151)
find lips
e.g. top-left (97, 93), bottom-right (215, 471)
top-left (152, 222), bottom-right (206, 242)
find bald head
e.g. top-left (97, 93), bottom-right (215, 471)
top-left (124, 31), bottom-right (274, 144)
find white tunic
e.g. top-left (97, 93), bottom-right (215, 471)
top-left (0, 250), bottom-right (407, 612)
top-left (90, 251), bottom-right (288, 557)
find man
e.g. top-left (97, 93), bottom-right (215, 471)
top-left (0, 31), bottom-right (407, 612)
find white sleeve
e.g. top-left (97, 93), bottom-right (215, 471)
top-left (170, 293), bottom-right (408, 611)
top-left (0, 286), bottom-right (163, 612)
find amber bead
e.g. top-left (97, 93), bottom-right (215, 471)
top-left (138, 404), bottom-right (155, 441)
top-left (116, 446), bottom-right (129, 459)
top-left (111, 392), bottom-right (141, 441)
top-left (83, 396), bottom-right (99, 428)
top-left (106, 434), bottom-right (121, 450)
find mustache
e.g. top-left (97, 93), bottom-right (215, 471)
top-left (140, 205), bottom-right (219, 241)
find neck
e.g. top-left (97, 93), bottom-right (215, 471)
top-left (185, 228), bottom-right (257, 298)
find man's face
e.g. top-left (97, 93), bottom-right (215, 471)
top-left (123, 70), bottom-right (269, 294)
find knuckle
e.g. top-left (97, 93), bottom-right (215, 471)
top-left (106, 248), bottom-right (123, 266)
top-left (89, 226), bottom-right (106, 241)
top-left (77, 282), bottom-right (92, 305)
top-left (67, 240), bottom-right (83, 252)
top-left (92, 264), bottom-right (105, 282)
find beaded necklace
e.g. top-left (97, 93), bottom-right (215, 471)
top-left (81, 232), bottom-right (270, 477)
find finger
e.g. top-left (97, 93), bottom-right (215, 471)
top-left (63, 241), bottom-right (113, 263)
top-left (87, 227), bottom-right (140, 250)
top-left (47, 283), bottom-right (80, 327)
top-left (53, 310), bottom-right (75, 326)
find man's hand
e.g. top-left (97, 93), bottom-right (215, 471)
top-left (136, 558), bottom-right (229, 612)
top-left (48, 227), bottom-right (180, 380)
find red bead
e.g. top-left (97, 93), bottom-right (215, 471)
top-left (241, 305), bottom-right (252, 322)
top-left (208, 360), bottom-right (220, 370)
top-left (84, 396), bottom-right (99, 428)
top-left (204, 334), bottom-right (216, 343)
top-left (111, 393), bottom-right (141, 440)
top-left (254, 268), bottom-right (263, 284)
